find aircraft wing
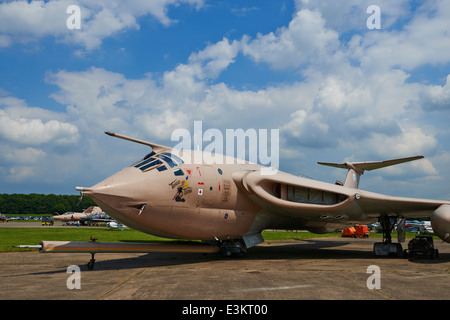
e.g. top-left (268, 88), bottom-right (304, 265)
top-left (351, 190), bottom-right (447, 218)
top-left (232, 170), bottom-right (450, 225)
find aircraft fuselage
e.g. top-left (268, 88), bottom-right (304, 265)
top-left (82, 152), bottom-right (261, 241)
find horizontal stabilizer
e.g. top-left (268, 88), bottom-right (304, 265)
top-left (318, 155), bottom-right (424, 188)
top-left (318, 155), bottom-right (424, 173)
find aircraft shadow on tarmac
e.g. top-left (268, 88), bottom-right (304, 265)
top-left (92, 238), bottom-right (450, 268)
top-left (82, 243), bottom-right (450, 272)
top-left (11, 237), bottom-right (450, 275)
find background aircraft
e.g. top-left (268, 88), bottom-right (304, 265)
top-left (53, 206), bottom-right (111, 225)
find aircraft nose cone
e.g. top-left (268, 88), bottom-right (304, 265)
top-left (78, 167), bottom-right (148, 217)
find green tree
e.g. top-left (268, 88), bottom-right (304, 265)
top-left (53, 203), bottom-right (67, 214)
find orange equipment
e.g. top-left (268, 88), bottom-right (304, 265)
top-left (342, 226), bottom-right (356, 237)
top-left (342, 225), bottom-right (370, 238)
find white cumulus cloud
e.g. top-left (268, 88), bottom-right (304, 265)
top-left (0, 0), bottom-right (205, 50)
top-left (242, 9), bottom-right (340, 69)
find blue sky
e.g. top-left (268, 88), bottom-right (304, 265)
top-left (0, 0), bottom-right (450, 200)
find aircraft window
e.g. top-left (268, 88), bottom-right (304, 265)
top-left (131, 151), bottom-right (157, 167)
top-left (135, 157), bottom-right (156, 169)
top-left (140, 159), bottom-right (162, 171)
top-left (157, 154), bottom-right (177, 168)
top-left (162, 153), bottom-right (184, 165)
top-left (157, 165), bottom-right (167, 172)
top-left (173, 168), bottom-right (184, 176)
top-left (143, 151), bottom-right (155, 160)
top-left (134, 152), bottom-right (184, 173)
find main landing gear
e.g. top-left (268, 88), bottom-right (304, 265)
top-left (218, 239), bottom-right (247, 257)
top-left (373, 215), bottom-right (404, 257)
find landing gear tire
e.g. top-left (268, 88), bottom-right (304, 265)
top-left (218, 239), bottom-right (247, 258)
top-left (373, 216), bottom-right (404, 257)
top-left (87, 253), bottom-right (95, 270)
top-left (219, 247), bottom-right (246, 258)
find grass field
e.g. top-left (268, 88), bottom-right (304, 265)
top-left (0, 225), bottom-right (436, 252)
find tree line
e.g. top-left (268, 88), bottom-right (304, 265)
top-left (0, 194), bottom-right (97, 215)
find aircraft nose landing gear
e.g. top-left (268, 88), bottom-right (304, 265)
top-left (87, 253), bottom-right (96, 270)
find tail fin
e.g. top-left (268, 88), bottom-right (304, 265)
top-left (318, 155), bottom-right (424, 188)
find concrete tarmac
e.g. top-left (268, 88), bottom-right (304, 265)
top-left (1, 237), bottom-right (450, 302)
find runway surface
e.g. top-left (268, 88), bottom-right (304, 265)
top-left (1, 237), bottom-right (449, 302)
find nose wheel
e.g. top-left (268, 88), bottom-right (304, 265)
top-left (87, 253), bottom-right (96, 270)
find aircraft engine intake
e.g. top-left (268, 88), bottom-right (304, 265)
top-left (431, 204), bottom-right (450, 243)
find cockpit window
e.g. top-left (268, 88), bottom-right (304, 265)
top-left (133, 152), bottom-right (184, 173)
top-left (140, 159), bottom-right (162, 171)
top-left (162, 153), bottom-right (184, 165)
top-left (156, 165), bottom-right (167, 172)
top-left (143, 151), bottom-right (155, 160)
top-left (135, 157), bottom-right (156, 169)
top-left (156, 154), bottom-right (177, 168)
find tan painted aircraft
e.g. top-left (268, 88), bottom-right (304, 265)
top-left (69, 131), bottom-right (450, 259)
top-left (18, 131), bottom-right (450, 269)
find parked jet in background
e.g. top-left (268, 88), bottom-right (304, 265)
top-left (53, 206), bottom-right (110, 225)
